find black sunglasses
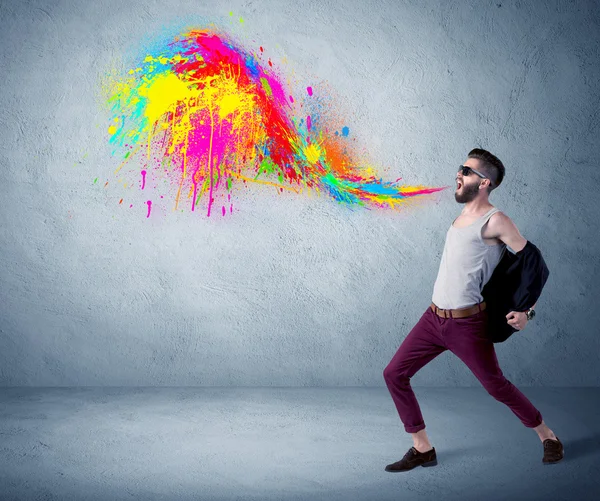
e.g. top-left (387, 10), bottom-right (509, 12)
top-left (458, 165), bottom-right (490, 183)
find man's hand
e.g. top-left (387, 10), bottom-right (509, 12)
top-left (506, 311), bottom-right (528, 330)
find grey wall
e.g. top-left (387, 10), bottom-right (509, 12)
top-left (1, 0), bottom-right (599, 386)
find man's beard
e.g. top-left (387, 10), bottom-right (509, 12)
top-left (454, 182), bottom-right (480, 203)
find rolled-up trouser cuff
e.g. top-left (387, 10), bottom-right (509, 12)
top-left (404, 423), bottom-right (426, 433)
top-left (523, 412), bottom-right (543, 428)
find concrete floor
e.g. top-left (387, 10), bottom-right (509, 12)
top-left (0, 387), bottom-right (599, 501)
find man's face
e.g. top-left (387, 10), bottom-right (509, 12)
top-left (455, 159), bottom-right (485, 204)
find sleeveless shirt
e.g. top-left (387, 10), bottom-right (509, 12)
top-left (431, 207), bottom-right (507, 309)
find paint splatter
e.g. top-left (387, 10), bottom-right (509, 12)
top-left (102, 28), bottom-right (448, 217)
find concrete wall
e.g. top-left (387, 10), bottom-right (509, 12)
top-left (1, 0), bottom-right (599, 386)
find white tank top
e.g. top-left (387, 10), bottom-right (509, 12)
top-left (431, 207), bottom-right (507, 309)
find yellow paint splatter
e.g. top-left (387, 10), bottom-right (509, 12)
top-left (304, 144), bottom-right (322, 163)
top-left (139, 73), bottom-right (192, 123)
top-left (108, 125), bottom-right (117, 135)
top-left (218, 94), bottom-right (243, 119)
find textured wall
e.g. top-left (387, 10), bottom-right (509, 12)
top-left (1, 0), bottom-right (599, 386)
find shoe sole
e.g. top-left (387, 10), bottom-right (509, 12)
top-left (385, 459), bottom-right (438, 472)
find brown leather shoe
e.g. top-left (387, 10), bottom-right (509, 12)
top-left (385, 446), bottom-right (437, 472)
top-left (542, 437), bottom-right (564, 464)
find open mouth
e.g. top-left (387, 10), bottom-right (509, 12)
top-left (457, 181), bottom-right (462, 189)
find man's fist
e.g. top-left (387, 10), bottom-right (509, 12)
top-left (506, 311), bottom-right (528, 331)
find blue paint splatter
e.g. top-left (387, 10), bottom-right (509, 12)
top-left (341, 126), bottom-right (350, 137)
top-left (244, 55), bottom-right (260, 78)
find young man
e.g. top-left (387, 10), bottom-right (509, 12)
top-left (382, 148), bottom-right (563, 472)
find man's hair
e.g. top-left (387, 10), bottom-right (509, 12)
top-left (467, 148), bottom-right (505, 193)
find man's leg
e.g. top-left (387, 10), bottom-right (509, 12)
top-left (383, 307), bottom-right (447, 450)
top-left (445, 310), bottom-right (545, 430)
top-left (533, 421), bottom-right (557, 441)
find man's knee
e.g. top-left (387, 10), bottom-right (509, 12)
top-left (383, 365), bottom-right (410, 385)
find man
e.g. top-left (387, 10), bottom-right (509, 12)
top-left (382, 148), bottom-right (563, 472)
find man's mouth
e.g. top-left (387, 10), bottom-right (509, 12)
top-left (457, 181), bottom-right (462, 189)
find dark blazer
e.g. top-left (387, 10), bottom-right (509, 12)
top-left (481, 240), bottom-right (550, 343)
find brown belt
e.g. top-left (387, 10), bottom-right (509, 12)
top-left (430, 301), bottom-right (486, 319)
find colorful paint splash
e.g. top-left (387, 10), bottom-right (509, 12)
top-left (102, 28), bottom-right (449, 218)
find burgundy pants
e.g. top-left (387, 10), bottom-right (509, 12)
top-left (383, 304), bottom-right (543, 433)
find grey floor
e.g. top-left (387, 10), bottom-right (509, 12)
top-left (0, 387), bottom-right (599, 501)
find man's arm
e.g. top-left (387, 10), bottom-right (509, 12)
top-left (488, 212), bottom-right (537, 326)
top-left (489, 214), bottom-right (538, 312)
top-left (487, 212), bottom-right (528, 253)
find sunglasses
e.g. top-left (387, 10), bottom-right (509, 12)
top-left (458, 165), bottom-right (491, 183)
